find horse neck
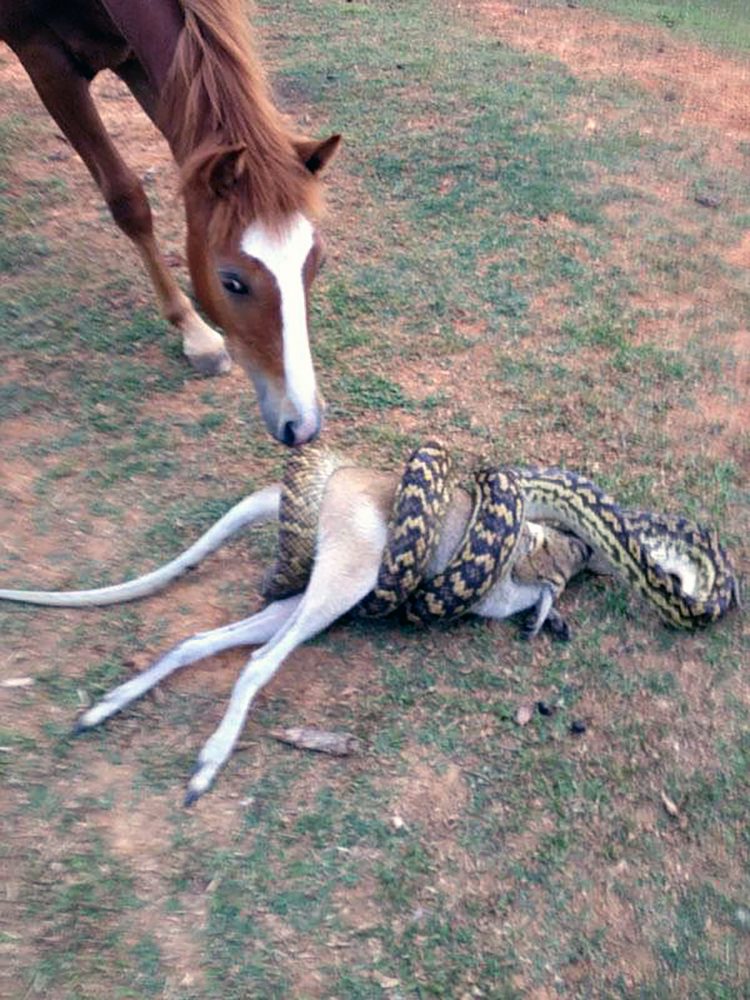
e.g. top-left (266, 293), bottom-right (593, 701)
top-left (160, 0), bottom-right (317, 237)
top-left (156, 0), bottom-right (294, 169)
top-left (99, 0), bottom-right (183, 94)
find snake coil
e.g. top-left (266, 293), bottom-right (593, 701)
top-left (269, 441), bottom-right (739, 630)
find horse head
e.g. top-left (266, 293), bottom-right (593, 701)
top-left (182, 133), bottom-right (341, 446)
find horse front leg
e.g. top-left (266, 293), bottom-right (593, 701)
top-left (132, 232), bottom-right (231, 375)
top-left (10, 31), bottom-right (231, 376)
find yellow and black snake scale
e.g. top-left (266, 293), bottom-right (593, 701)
top-left (512, 467), bottom-right (738, 628)
top-left (263, 445), bottom-right (353, 601)
top-left (395, 465), bottom-right (526, 624)
top-left (357, 442), bottom-right (456, 617)
top-left (264, 441), bottom-right (739, 630)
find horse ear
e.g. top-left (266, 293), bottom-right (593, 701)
top-left (294, 134), bottom-right (342, 175)
top-left (197, 145), bottom-right (247, 199)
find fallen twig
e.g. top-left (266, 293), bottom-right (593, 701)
top-left (269, 726), bottom-right (362, 756)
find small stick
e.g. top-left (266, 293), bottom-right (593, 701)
top-left (270, 726), bottom-right (362, 756)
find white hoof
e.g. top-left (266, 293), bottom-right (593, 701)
top-left (185, 347), bottom-right (233, 377)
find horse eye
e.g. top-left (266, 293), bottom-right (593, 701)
top-left (220, 273), bottom-right (250, 296)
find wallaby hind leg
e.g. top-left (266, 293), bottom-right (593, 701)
top-left (76, 597), bottom-right (302, 731)
top-left (185, 497), bottom-right (388, 804)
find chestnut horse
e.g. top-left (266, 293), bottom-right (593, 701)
top-left (0, 0), bottom-right (340, 445)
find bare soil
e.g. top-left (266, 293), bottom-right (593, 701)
top-left (1, 2), bottom-right (749, 995)
top-left (476, 1), bottom-right (750, 136)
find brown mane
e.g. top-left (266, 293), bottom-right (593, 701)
top-left (159, 0), bottom-right (320, 239)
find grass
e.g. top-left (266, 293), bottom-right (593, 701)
top-left (0, 0), bottom-right (749, 997)
top-left (576, 0), bottom-right (750, 52)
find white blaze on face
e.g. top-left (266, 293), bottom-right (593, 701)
top-left (240, 214), bottom-right (317, 431)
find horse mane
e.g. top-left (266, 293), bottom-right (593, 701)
top-left (159, 0), bottom-right (320, 239)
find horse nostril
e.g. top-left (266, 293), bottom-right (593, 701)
top-left (281, 418), bottom-right (321, 447)
top-left (281, 420), bottom-right (297, 447)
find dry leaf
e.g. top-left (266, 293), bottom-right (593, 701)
top-left (374, 974), bottom-right (400, 989)
top-left (0, 677), bottom-right (35, 688)
top-left (661, 791), bottom-right (680, 817)
top-left (515, 704), bottom-right (533, 726)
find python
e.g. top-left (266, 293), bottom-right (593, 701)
top-left (0, 441), bottom-right (738, 804)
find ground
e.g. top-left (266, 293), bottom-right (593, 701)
top-left (0, 1), bottom-right (748, 998)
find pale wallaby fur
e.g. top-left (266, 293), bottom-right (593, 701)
top-left (0, 465), bottom-right (592, 804)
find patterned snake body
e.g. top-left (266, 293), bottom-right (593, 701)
top-left (264, 442), bottom-right (739, 630)
top-left (514, 468), bottom-right (738, 628)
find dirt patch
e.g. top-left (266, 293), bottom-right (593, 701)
top-left (466, 2), bottom-right (750, 482)
top-left (475, 2), bottom-right (750, 137)
top-left (63, 760), bottom-right (211, 996)
top-left (2, 6), bottom-right (749, 997)
top-left (392, 753), bottom-right (470, 831)
top-left (725, 231), bottom-right (750, 270)
top-left (665, 327), bottom-right (750, 462)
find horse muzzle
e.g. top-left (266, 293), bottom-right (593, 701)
top-left (279, 409), bottom-right (323, 447)
top-left (253, 374), bottom-right (324, 447)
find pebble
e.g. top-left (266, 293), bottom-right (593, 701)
top-left (694, 192), bottom-right (722, 209)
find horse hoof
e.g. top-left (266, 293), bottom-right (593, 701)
top-left (186, 348), bottom-right (232, 376)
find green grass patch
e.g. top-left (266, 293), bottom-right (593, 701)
top-left (0, 0), bottom-right (748, 997)
top-left (577, 0), bottom-right (750, 52)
